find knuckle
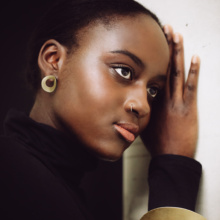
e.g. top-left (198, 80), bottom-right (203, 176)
top-left (168, 40), bottom-right (172, 46)
top-left (174, 48), bottom-right (181, 55)
top-left (170, 101), bottom-right (182, 111)
top-left (170, 103), bottom-right (190, 117)
top-left (174, 69), bottom-right (182, 77)
top-left (190, 68), bottom-right (197, 74)
top-left (167, 36), bottom-right (172, 44)
top-left (187, 84), bottom-right (195, 91)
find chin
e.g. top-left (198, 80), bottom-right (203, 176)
top-left (98, 154), bottom-right (122, 162)
top-left (90, 142), bottom-right (130, 162)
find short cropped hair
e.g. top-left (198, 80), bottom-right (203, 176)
top-left (25, 0), bottom-right (161, 92)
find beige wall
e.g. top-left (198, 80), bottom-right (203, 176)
top-left (123, 1), bottom-right (220, 220)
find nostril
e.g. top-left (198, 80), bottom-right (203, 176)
top-left (130, 103), bottom-right (139, 116)
top-left (131, 109), bottom-right (139, 116)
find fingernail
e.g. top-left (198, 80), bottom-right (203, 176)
top-left (164, 25), bottom-right (169, 35)
top-left (173, 33), bottom-right (179, 43)
top-left (192, 55), bottom-right (199, 64)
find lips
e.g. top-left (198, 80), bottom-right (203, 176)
top-left (114, 123), bottom-right (139, 143)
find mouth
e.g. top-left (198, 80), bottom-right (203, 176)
top-left (114, 123), bottom-right (139, 143)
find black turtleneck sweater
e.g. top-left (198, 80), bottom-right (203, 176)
top-left (0, 110), bottom-right (202, 220)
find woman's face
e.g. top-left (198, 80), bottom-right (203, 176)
top-left (52, 14), bottom-right (169, 161)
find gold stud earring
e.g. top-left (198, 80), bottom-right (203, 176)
top-left (41, 75), bottom-right (57, 93)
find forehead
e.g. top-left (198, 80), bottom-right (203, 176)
top-left (75, 14), bottom-right (169, 74)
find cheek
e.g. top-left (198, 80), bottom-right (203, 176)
top-left (76, 76), bottom-right (118, 113)
top-left (51, 76), bottom-right (128, 160)
top-left (71, 64), bottom-right (123, 110)
top-left (53, 65), bottom-right (122, 129)
top-left (140, 109), bottom-right (151, 133)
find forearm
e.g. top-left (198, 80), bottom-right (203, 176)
top-left (148, 154), bottom-right (202, 211)
top-left (140, 155), bottom-right (206, 220)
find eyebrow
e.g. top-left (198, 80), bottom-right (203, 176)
top-left (150, 75), bottom-right (167, 82)
top-left (109, 50), bottom-right (145, 68)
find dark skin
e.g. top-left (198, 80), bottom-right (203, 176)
top-left (141, 25), bottom-right (200, 158)
top-left (30, 14), bottom-right (200, 161)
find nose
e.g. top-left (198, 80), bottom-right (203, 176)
top-left (124, 86), bottom-right (150, 118)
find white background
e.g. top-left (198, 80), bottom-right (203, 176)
top-left (123, 1), bottom-right (220, 220)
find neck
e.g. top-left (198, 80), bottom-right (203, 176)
top-left (29, 93), bottom-right (56, 129)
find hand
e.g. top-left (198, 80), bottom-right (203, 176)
top-left (140, 25), bottom-right (200, 158)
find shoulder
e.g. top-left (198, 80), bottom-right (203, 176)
top-left (0, 136), bottom-right (42, 173)
top-left (0, 136), bottom-right (62, 190)
top-left (0, 136), bottom-right (27, 156)
top-left (0, 136), bottom-right (84, 219)
top-left (0, 135), bottom-right (60, 192)
top-left (0, 136), bottom-right (31, 170)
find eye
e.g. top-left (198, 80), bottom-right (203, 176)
top-left (147, 87), bottom-right (158, 98)
top-left (114, 66), bottom-right (133, 80)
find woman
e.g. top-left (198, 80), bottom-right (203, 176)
top-left (0, 0), bottom-right (205, 219)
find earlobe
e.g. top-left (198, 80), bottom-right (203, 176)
top-left (38, 39), bottom-right (67, 77)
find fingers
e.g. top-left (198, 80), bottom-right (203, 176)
top-left (163, 25), bottom-right (173, 97)
top-left (163, 25), bottom-right (173, 60)
top-left (163, 25), bottom-right (200, 105)
top-left (163, 26), bottom-right (185, 100)
top-left (171, 33), bottom-right (185, 101)
top-left (184, 55), bottom-right (200, 104)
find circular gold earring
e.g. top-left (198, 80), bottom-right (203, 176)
top-left (41, 75), bottom-right (57, 93)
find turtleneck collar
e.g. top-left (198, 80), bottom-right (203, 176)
top-left (3, 109), bottom-right (98, 187)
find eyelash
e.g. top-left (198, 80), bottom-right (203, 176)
top-left (147, 87), bottom-right (159, 98)
top-left (112, 65), bottom-right (161, 99)
top-left (112, 65), bottom-right (134, 80)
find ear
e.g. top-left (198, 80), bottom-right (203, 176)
top-left (38, 39), bottom-right (67, 78)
